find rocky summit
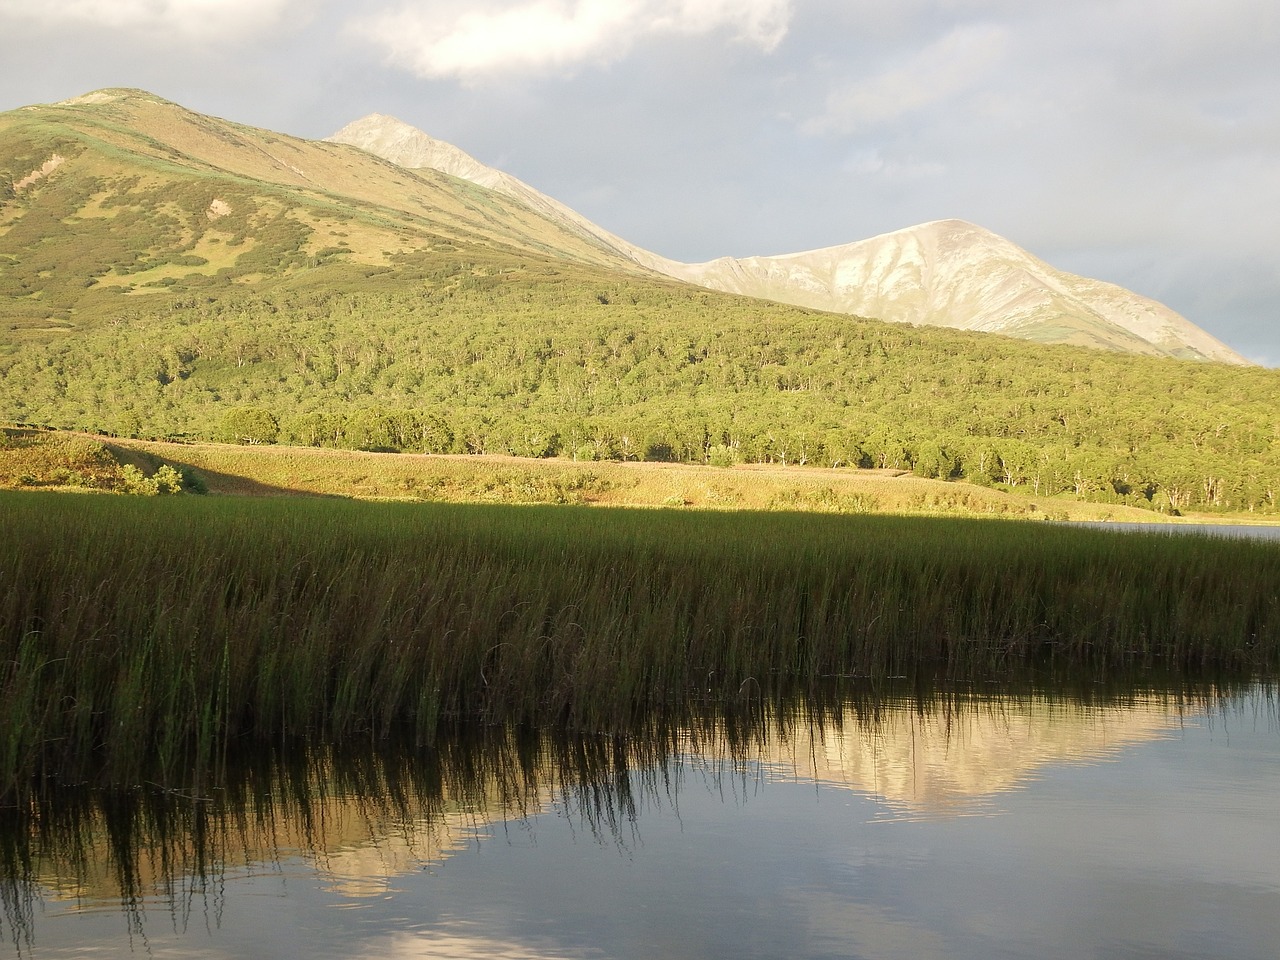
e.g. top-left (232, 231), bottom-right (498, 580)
top-left (331, 113), bottom-right (1248, 364)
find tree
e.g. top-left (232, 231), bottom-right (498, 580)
top-left (995, 440), bottom-right (1037, 487)
top-left (412, 412), bottom-right (455, 454)
top-left (220, 407), bottom-right (279, 445)
top-left (912, 439), bottom-right (957, 480)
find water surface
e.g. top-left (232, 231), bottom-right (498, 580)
top-left (5, 685), bottom-right (1278, 959)
top-left (1080, 520), bottom-right (1280, 540)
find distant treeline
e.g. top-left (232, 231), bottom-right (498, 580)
top-left (3, 266), bottom-right (1278, 514)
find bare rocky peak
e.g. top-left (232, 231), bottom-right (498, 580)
top-left (671, 219), bottom-right (1249, 363)
top-left (329, 115), bottom-right (674, 274)
top-left (328, 114), bottom-right (505, 188)
top-left (331, 115), bottom-right (1250, 365)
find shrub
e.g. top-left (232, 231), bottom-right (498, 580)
top-left (119, 464), bottom-right (157, 495)
top-left (153, 464), bottom-right (184, 494)
top-left (708, 444), bottom-right (739, 468)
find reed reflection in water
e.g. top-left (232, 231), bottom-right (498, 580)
top-left (3, 681), bottom-right (1277, 959)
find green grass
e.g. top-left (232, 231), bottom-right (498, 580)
top-left (3, 492), bottom-right (1278, 798)
top-left (6, 427), bottom-right (1192, 520)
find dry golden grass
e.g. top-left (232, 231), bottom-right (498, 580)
top-left (108, 435), bottom-right (1175, 522)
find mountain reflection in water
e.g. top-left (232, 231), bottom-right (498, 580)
top-left (2, 681), bottom-right (1273, 958)
top-left (773, 694), bottom-right (1179, 816)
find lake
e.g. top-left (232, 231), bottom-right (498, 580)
top-left (5, 682), bottom-right (1278, 959)
top-left (1078, 520), bottom-right (1280, 540)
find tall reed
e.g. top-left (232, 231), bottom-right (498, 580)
top-left (3, 492), bottom-right (1278, 795)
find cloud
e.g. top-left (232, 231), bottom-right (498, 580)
top-left (356, 0), bottom-right (793, 82)
top-left (0, 0), bottom-right (295, 37)
top-left (804, 22), bottom-right (1010, 135)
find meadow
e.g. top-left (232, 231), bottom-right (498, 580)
top-left (0, 426), bottom-right (1187, 522)
top-left (4, 490), bottom-right (1277, 799)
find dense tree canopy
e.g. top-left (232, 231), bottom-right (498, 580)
top-left (2, 260), bottom-right (1276, 515)
top-left (3, 95), bottom-right (1275, 516)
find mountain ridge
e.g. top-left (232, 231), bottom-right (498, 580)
top-left (0, 88), bottom-right (1252, 365)
top-left (329, 113), bottom-right (1248, 365)
top-left (326, 113), bottom-right (674, 274)
top-left (3, 89), bottom-right (1278, 518)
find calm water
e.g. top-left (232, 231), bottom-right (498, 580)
top-left (1079, 521), bottom-right (1280, 540)
top-left (5, 685), bottom-right (1279, 959)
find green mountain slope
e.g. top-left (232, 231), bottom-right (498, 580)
top-left (1, 90), bottom-right (1277, 516)
top-left (0, 88), bottom-right (644, 345)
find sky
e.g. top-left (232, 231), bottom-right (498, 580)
top-left (1, 0), bottom-right (1276, 365)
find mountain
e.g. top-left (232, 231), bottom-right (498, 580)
top-left (327, 113), bottom-right (672, 274)
top-left (2, 90), bottom-right (1277, 516)
top-left (330, 114), bottom-right (1248, 365)
top-left (0, 90), bottom-right (1248, 364)
top-left (0, 87), bottom-right (649, 341)
top-left (670, 220), bottom-right (1249, 363)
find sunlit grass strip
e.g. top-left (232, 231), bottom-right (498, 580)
top-left (3, 492), bottom-right (1279, 794)
top-left (106, 434), bottom-right (1172, 522)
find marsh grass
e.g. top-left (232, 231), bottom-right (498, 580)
top-left (3, 492), bottom-right (1278, 797)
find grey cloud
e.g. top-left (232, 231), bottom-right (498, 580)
top-left (803, 23), bottom-right (1011, 135)
top-left (0, 0), bottom-right (299, 38)
top-left (0, 0), bottom-right (1274, 362)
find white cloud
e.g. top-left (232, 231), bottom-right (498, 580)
top-left (655, 0), bottom-right (791, 49)
top-left (356, 0), bottom-right (793, 82)
top-left (0, 0), bottom-right (295, 37)
top-left (804, 22), bottom-right (1010, 135)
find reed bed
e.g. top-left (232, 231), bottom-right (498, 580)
top-left (2, 492), bottom-right (1278, 795)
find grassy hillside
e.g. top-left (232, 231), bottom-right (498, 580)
top-left (0, 88), bottom-right (638, 344)
top-left (3, 427), bottom-right (1179, 522)
top-left (3, 272), bottom-right (1276, 515)
top-left (2, 90), bottom-right (1278, 517)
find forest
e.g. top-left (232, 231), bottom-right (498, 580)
top-left (2, 92), bottom-right (1277, 517)
top-left (2, 257), bottom-right (1277, 516)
